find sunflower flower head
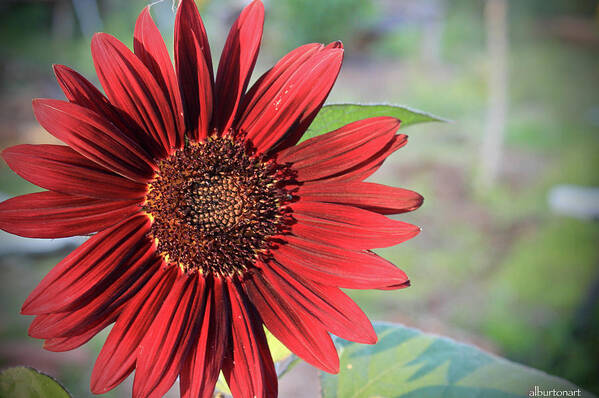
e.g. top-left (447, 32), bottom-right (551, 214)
top-left (144, 135), bottom-right (292, 276)
top-left (0, 1), bottom-right (423, 397)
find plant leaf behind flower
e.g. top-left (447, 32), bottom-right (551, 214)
top-left (320, 322), bottom-right (593, 398)
top-left (0, 366), bottom-right (71, 398)
top-left (302, 103), bottom-right (448, 142)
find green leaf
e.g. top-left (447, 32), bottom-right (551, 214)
top-left (320, 322), bottom-right (593, 398)
top-left (0, 366), bottom-right (71, 398)
top-left (302, 103), bottom-right (448, 142)
top-left (265, 327), bottom-right (293, 363)
top-left (215, 372), bottom-right (232, 397)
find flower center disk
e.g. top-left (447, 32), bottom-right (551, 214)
top-left (143, 136), bottom-right (290, 276)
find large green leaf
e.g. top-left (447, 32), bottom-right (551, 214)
top-left (302, 103), bottom-right (447, 142)
top-left (0, 366), bottom-right (71, 398)
top-left (320, 322), bottom-right (593, 398)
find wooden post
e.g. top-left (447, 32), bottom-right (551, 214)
top-left (71, 0), bottom-right (103, 37)
top-left (479, 0), bottom-right (509, 189)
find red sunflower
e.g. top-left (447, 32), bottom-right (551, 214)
top-left (0, 1), bottom-right (422, 397)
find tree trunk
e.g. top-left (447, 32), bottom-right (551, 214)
top-left (478, 0), bottom-right (509, 189)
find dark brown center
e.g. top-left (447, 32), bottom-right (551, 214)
top-left (187, 175), bottom-right (245, 234)
top-left (143, 136), bottom-right (291, 276)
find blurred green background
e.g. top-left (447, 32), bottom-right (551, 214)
top-left (0, 0), bottom-right (597, 396)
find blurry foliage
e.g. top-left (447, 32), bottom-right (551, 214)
top-left (0, 0), bottom-right (148, 93)
top-left (373, 28), bottom-right (421, 59)
top-left (0, 3), bottom-right (57, 91)
top-left (441, 0), bottom-right (486, 60)
top-left (268, 0), bottom-right (376, 51)
top-left (510, 0), bottom-right (599, 17)
top-left (484, 217), bottom-right (599, 392)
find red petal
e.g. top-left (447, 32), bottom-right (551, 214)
top-left (42, 255), bottom-right (156, 352)
top-left (90, 266), bottom-right (177, 395)
top-left (240, 43), bottom-right (320, 106)
top-left (273, 40), bottom-right (345, 153)
top-left (289, 201), bottom-right (420, 250)
top-left (53, 65), bottom-right (163, 158)
top-left (92, 33), bottom-right (177, 155)
top-left (237, 44), bottom-right (342, 155)
top-left (27, 244), bottom-right (156, 340)
top-left (271, 234), bottom-right (410, 290)
top-left (2, 144), bottom-right (146, 200)
top-left (278, 117), bottom-right (400, 181)
top-left (328, 133), bottom-right (408, 182)
top-left (262, 262), bottom-right (376, 344)
top-left (30, 311), bottom-right (119, 348)
top-left (175, 0), bottom-right (213, 80)
top-left (43, 321), bottom-right (107, 352)
top-left (33, 99), bottom-right (155, 182)
top-left (223, 280), bottom-right (278, 398)
top-left (234, 43), bottom-right (321, 142)
top-left (175, 0), bottom-right (213, 140)
top-left (22, 214), bottom-right (151, 315)
top-left (28, 257), bottom-right (157, 342)
top-left (242, 273), bottom-right (339, 374)
top-left (0, 191), bottom-right (140, 239)
top-left (133, 274), bottom-right (206, 398)
top-left (54, 64), bottom-right (109, 106)
top-left (134, 7), bottom-right (185, 149)
top-left (298, 181), bottom-right (423, 214)
top-left (213, 0), bottom-right (263, 133)
top-left (180, 277), bottom-right (230, 398)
